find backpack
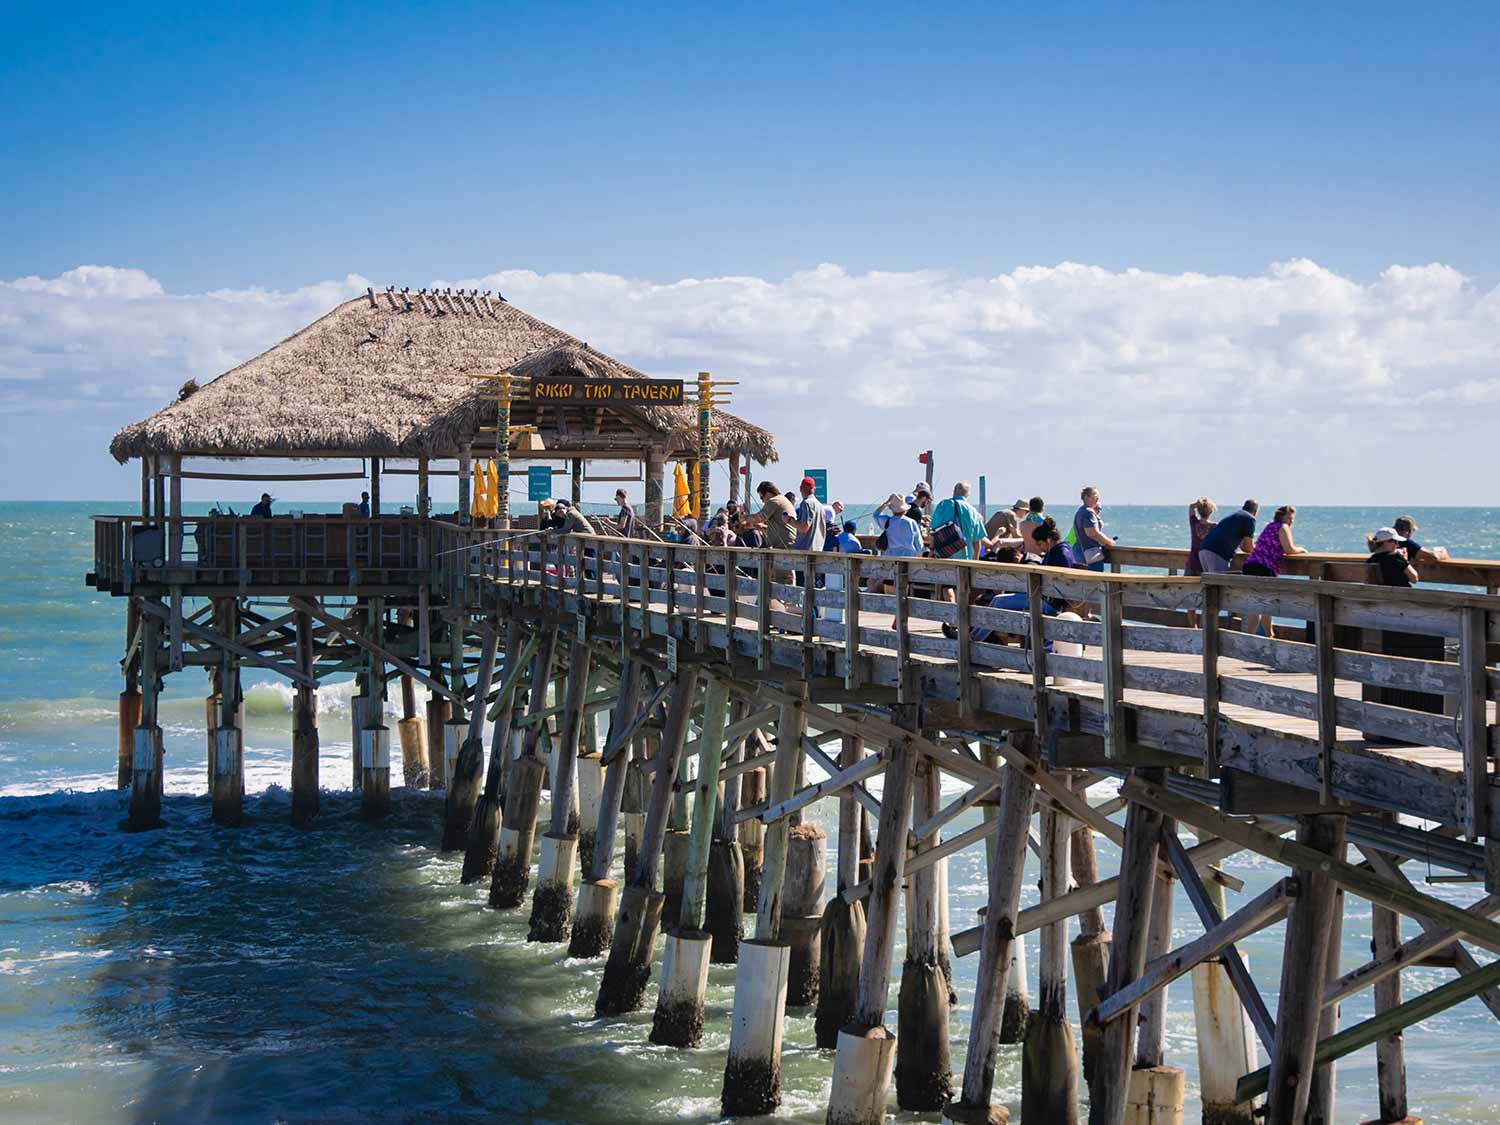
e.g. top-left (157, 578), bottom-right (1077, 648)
top-left (930, 500), bottom-right (969, 560)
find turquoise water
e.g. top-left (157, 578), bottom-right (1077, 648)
top-left (2, 501), bottom-right (1498, 1122)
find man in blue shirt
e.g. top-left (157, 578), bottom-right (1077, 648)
top-left (1200, 500), bottom-right (1259, 573)
top-left (834, 520), bottom-right (863, 553)
top-left (358, 491), bottom-right (371, 517)
top-left (250, 493), bottom-right (273, 518)
top-left (930, 481), bottom-right (987, 637)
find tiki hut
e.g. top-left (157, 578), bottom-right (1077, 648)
top-left (110, 286), bottom-right (777, 526)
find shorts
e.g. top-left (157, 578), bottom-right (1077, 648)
top-left (1198, 549), bottom-right (1231, 574)
top-left (1241, 561), bottom-right (1275, 577)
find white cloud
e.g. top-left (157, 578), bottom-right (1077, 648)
top-left (4, 260), bottom-right (1500, 502)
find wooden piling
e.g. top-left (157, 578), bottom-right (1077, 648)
top-left (1091, 770), bottom-right (1166, 1125)
top-left (529, 638), bottom-right (594, 942)
top-left (597, 670), bottom-right (699, 1016)
top-left (397, 671), bottom-right (427, 788)
top-left (127, 604), bottom-right (164, 831)
top-left (290, 610), bottom-right (320, 826)
top-left (826, 705), bottom-right (920, 1125)
top-left (462, 623), bottom-right (535, 882)
top-left (1190, 865), bottom-right (1258, 1125)
top-left (1306, 842), bottom-right (1347, 1125)
top-left (1072, 782), bottom-right (1112, 1098)
top-left (425, 643), bottom-right (449, 791)
top-left (897, 755), bottom-right (953, 1111)
top-left (1369, 839), bottom-right (1410, 1125)
top-left (740, 761), bottom-right (766, 911)
top-left (723, 682), bottom-right (807, 1118)
top-left (943, 735), bottom-right (1035, 1125)
top-left (489, 626), bottom-right (559, 905)
top-left (1023, 790), bottom-right (1078, 1125)
top-left (440, 624), bottom-right (500, 847)
top-left (1128, 819), bottom-right (1183, 1125)
top-left (569, 656), bottom-right (641, 959)
top-left (817, 733), bottom-right (867, 1048)
top-left (212, 598), bottom-right (244, 826)
top-left (650, 673), bottom-right (730, 1047)
top-left (358, 602), bottom-right (393, 818)
top-left (1265, 815), bottom-right (1347, 1125)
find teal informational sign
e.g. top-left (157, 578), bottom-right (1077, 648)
top-left (803, 468), bottom-right (828, 503)
top-left (528, 465), bottom-right (553, 501)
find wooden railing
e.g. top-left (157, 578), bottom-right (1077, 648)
top-left (462, 531), bottom-right (1498, 835)
top-left (89, 514), bottom-right (427, 589)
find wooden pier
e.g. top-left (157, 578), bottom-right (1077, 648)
top-left (89, 514), bottom-right (1500, 1124)
top-left (84, 288), bottom-right (1500, 1124)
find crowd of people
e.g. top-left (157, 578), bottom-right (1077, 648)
top-left (568, 479), bottom-right (1450, 641)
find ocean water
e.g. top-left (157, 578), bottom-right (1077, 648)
top-left (2, 501), bottom-right (1499, 1123)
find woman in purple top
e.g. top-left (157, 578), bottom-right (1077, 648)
top-left (1240, 504), bottom-right (1307, 637)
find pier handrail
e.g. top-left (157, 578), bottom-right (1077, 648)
top-left (468, 530), bottom-right (1498, 836)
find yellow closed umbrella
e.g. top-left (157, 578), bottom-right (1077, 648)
top-left (690, 462), bottom-right (701, 519)
top-left (672, 462), bottom-right (692, 519)
top-left (485, 460), bottom-right (500, 519)
top-left (471, 461), bottom-right (487, 518)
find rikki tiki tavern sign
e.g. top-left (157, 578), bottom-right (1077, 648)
top-left (530, 378), bottom-right (685, 405)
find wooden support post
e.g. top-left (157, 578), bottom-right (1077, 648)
top-left (644, 451), bottom-right (665, 533)
top-left (397, 663), bottom-right (427, 789)
top-left (291, 610), bottom-right (320, 826)
top-left (1092, 770), bottom-right (1166, 1125)
top-left (359, 601), bottom-right (391, 818)
top-left (457, 443), bottom-right (472, 525)
top-left (1024, 777), bottom-right (1079, 1125)
top-left (118, 600), bottom-right (142, 789)
top-left (1370, 830), bottom-right (1410, 1125)
top-left (212, 598), bottom-right (244, 827)
top-left (441, 630), bottom-right (507, 852)
top-left (943, 732), bottom-right (1037, 1125)
top-left (417, 456), bottom-right (429, 517)
top-left (1101, 586), bottom-right (1126, 760)
top-left (1307, 844), bottom-right (1347, 1125)
top-left (489, 625), bottom-right (560, 905)
top-left (826, 710), bottom-right (920, 1125)
top-left (127, 607), bottom-right (164, 831)
top-left (1072, 781), bottom-right (1113, 1100)
top-left (1201, 584), bottom-right (1221, 775)
top-left (1190, 842), bottom-right (1259, 1125)
top-left (570, 656), bottom-right (642, 958)
top-left (898, 755), bottom-right (953, 1111)
top-left (1460, 606), bottom-right (1490, 838)
top-left (724, 680), bottom-right (807, 1117)
top-left (370, 455), bottom-right (381, 516)
top-left (651, 673), bottom-right (730, 1047)
top-left (425, 636), bottom-right (450, 791)
top-left (529, 638), bottom-right (595, 942)
top-left (1265, 815), bottom-right (1347, 1125)
top-left (166, 453), bottom-right (182, 565)
top-left (1127, 817), bottom-right (1185, 1125)
top-left (817, 733), bottom-right (868, 1048)
top-left (597, 670), bottom-right (699, 1017)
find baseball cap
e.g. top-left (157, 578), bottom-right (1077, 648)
top-left (912, 481), bottom-right (931, 495)
top-left (800, 476), bottom-right (817, 491)
top-left (903, 494), bottom-right (916, 505)
top-left (1371, 527), bottom-right (1400, 544)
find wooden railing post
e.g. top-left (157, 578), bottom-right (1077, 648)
top-left (1029, 570), bottom-right (1048, 743)
top-left (1461, 606), bottom-right (1490, 838)
top-left (694, 547), bottom-right (708, 654)
top-left (1201, 582), bottom-right (1221, 776)
top-left (1314, 593), bottom-right (1337, 804)
top-left (757, 555), bottom-right (772, 671)
top-left (896, 562), bottom-right (912, 702)
top-left (1102, 583), bottom-right (1126, 760)
top-left (956, 565), bottom-right (974, 718)
top-left (844, 556), bottom-right (863, 691)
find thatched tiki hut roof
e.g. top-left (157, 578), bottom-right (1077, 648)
top-left (109, 288), bottom-right (778, 465)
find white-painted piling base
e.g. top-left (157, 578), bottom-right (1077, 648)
top-left (1191, 952), bottom-right (1260, 1124)
top-left (569, 878), bottom-right (619, 959)
top-left (721, 939), bottom-right (791, 1117)
top-left (360, 726), bottom-right (390, 817)
top-left (128, 726), bottom-right (164, 830)
top-left (827, 1024), bottom-right (898, 1125)
top-left (1125, 1065), bottom-right (1185, 1125)
top-left (442, 720), bottom-right (465, 793)
top-left (650, 931), bottom-right (713, 1047)
top-left (576, 753), bottom-right (603, 871)
top-left (1000, 930), bottom-right (1030, 1043)
top-left (212, 725), bottom-right (244, 825)
top-left (528, 833), bottom-right (579, 942)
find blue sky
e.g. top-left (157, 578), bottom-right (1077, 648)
top-left (6, 2), bottom-right (1497, 289)
top-left (3, 3), bottom-right (1500, 504)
